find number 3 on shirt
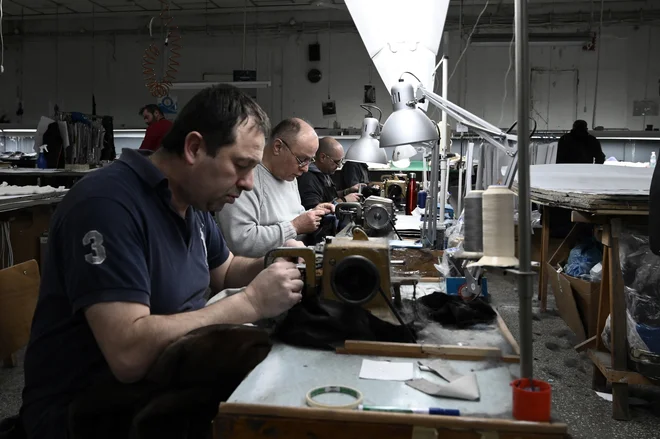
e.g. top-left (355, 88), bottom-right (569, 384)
top-left (83, 230), bottom-right (107, 265)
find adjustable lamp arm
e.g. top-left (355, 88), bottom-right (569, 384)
top-left (417, 85), bottom-right (518, 157)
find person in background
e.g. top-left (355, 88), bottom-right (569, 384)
top-left (341, 160), bottom-right (370, 190)
top-left (550, 120), bottom-right (606, 238)
top-left (139, 104), bottom-right (173, 151)
top-left (297, 137), bottom-right (363, 211)
top-left (556, 119), bottom-right (605, 164)
top-left (217, 118), bottom-right (334, 258)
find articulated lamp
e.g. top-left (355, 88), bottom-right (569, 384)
top-left (345, 105), bottom-right (389, 167)
top-left (345, 117), bottom-right (388, 166)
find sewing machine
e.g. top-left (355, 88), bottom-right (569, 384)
top-left (335, 195), bottom-right (397, 238)
top-left (380, 173), bottom-right (409, 208)
top-left (264, 229), bottom-right (411, 330)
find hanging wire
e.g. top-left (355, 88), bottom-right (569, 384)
top-left (327, 21), bottom-right (331, 99)
top-left (448, 0), bottom-right (490, 84)
top-left (591, 0), bottom-right (605, 128)
top-left (55, 5), bottom-right (59, 111)
top-left (242, 0), bottom-right (247, 70)
top-left (0, 0), bottom-right (4, 74)
top-left (142, 0), bottom-right (182, 98)
top-left (497, 34), bottom-right (515, 128)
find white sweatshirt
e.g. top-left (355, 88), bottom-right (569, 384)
top-left (216, 164), bottom-right (305, 258)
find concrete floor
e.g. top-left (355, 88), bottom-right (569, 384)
top-left (1, 273), bottom-right (660, 438)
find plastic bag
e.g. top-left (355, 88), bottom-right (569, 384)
top-left (564, 238), bottom-right (602, 277)
top-left (601, 311), bottom-right (651, 353)
top-left (600, 231), bottom-right (660, 356)
top-left (513, 210), bottom-right (541, 234)
top-left (619, 232), bottom-right (660, 327)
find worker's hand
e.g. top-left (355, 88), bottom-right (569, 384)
top-left (243, 260), bottom-right (303, 319)
top-left (292, 209), bottom-right (326, 234)
top-left (343, 193), bottom-right (363, 203)
top-left (283, 239), bottom-right (307, 263)
top-left (349, 183), bottom-right (367, 194)
top-left (284, 239), bottom-right (306, 248)
top-left (315, 202), bottom-right (335, 214)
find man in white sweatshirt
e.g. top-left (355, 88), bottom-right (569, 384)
top-left (217, 118), bottom-right (334, 258)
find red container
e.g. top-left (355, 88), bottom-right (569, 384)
top-left (511, 379), bottom-right (552, 422)
top-left (405, 173), bottom-right (417, 215)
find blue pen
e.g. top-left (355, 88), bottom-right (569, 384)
top-left (357, 405), bottom-right (460, 416)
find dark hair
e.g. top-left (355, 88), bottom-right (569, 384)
top-left (139, 104), bottom-right (161, 116)
top-left (573, 120), bottom-right (588, 131)
top-left (161, 85), bottom-right (271, 157)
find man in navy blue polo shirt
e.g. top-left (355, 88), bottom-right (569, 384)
top-left (18, 85), bottom-right (304, 438)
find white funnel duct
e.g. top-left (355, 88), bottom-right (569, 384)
top-left (345, 0), bottom-right (449, 112)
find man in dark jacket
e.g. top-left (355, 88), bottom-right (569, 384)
top-left (550, 120), bottom-right (606, 238)
top-left (297, 137), bottom-right (363, 210)
top-left (341, 161), bottom-right (370, 190)
top-left (556, 120), bottom-right (606, 164)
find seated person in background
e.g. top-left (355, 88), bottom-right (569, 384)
top-left (138, 104), bottom-right (173, 151)
top-left (217, 118), bottom-right (334, 258)
top-left (297, 136), bottom-right (363, 210)
top-left (341, 160), bottom-right (370, 192)
top-left (18, 85), bottom-right (305, 439)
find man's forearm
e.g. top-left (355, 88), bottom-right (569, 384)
top-left (87, 293), bottom-right (260, 384)
top-left (224, 256), bottom-right (264, 288)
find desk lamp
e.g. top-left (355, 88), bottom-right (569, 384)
top-left (345, 107), bottom-right (388, 166)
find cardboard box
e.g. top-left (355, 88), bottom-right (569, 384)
top-left (546, 263), bottom-right (600, 342)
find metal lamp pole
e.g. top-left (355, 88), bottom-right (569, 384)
top-left (515, 0), bottom-right (534, 380)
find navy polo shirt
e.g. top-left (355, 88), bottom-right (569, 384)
top-left (20, 149), bottom-right (230, 438)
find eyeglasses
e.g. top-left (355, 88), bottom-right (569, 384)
top-left (326, 155), bottom-right (345, 167)
top-left (278, 138), bottom-right (315, 168)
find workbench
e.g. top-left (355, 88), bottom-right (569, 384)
top-left (213, 341), bottom-right (568, 438)
top-left (0, 167), bottom-right (94, 189)
top-left (526, 164), bottom-right (654, 421)
top-left (212, 261), bottom-right (568, 439)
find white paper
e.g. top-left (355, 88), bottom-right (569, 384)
top-left (359, 359), bottom-right (414, 381)
top-left (394, 215), bottom-right (423, 231)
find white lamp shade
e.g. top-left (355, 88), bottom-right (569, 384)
top-left (345, 138), bottom-right (388, 165)
top-left (345, 117), bottom-right (388, 165)
top-left (392, 144), bottom-right (417, 161)
top-left (380, 83), bottom-right (438, 148)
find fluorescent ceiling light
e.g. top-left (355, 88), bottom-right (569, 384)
top-left (169, 81), bottom-right (271, 90)
top-left (0, 128), bottom-right (37, 133)
top-left (471, 33), bottom-right (592, 46)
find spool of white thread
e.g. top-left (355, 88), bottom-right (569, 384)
top-left (474, 185), bottom-right (519, 268)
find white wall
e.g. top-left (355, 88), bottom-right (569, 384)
top-left (0, 16), bottom-right (658, 132)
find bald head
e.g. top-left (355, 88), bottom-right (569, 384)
top-left (316, 136), bottom-right (345, 175)
top-left (263, 118), bottom-right (319, 181)
top-left (318, 137), bottom-right (342, 158)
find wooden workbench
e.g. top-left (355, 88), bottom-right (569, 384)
top-left (525, 164), bottom-right (654, 421)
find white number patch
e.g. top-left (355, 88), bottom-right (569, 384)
top-left (83, 230), bottom-right (107, 265)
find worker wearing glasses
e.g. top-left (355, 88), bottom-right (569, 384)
top-left (297, 137), bottom-right (364, 212)
top-left (217, 118), bottom-right (334, 258)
